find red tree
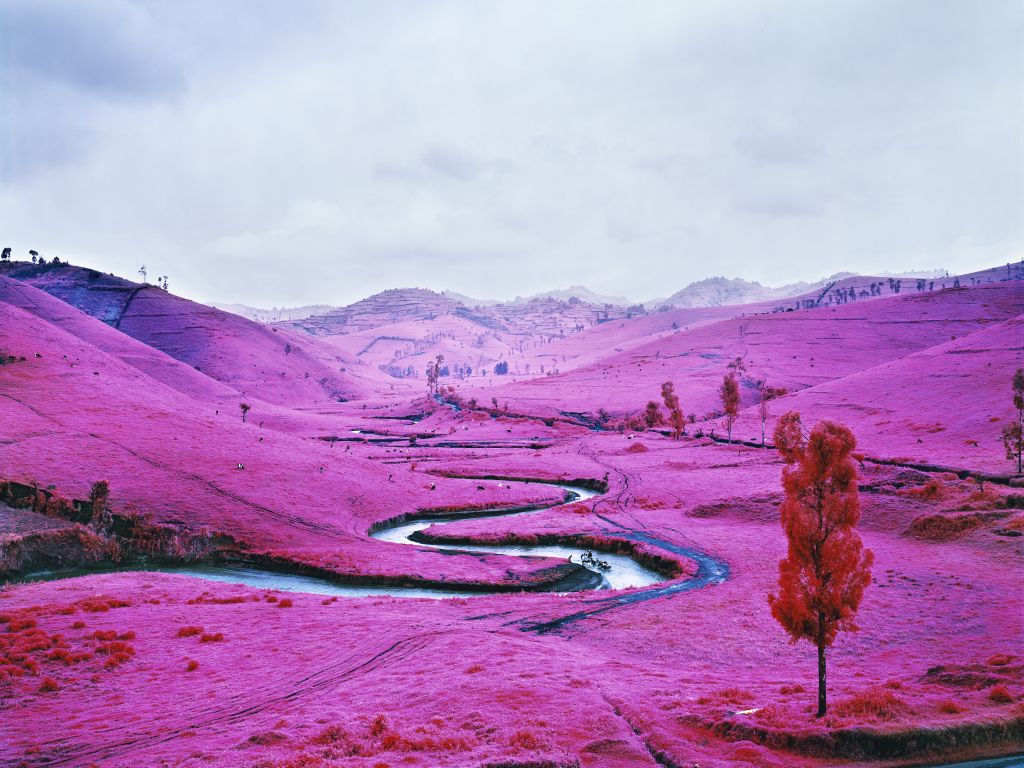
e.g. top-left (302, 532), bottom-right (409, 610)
top-left (661, 381), bottom-right (685, 439)
top-left (1002, 368), bottom-right (1024, 473)
top-left (643, 401), bottom-right (663, 429)
top-left (768, 412), bottom-right (873, 717)
top-left (89, 480), bottom-right (110, 521)
top-left (720, 373), bottom-right (740, 442)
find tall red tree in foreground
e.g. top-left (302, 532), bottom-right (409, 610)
top-left (720, 373), bottom-right (740, 442)
top-left (768, 411), bottom-right (873, 717)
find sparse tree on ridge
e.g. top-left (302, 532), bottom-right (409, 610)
top-left (1002, 368), bottom-right (1024, 473)
top-left (768, 412), bottom-right (873, 718)
top-left (240, 402), bottom-right (251, 423)
top-left (720, 372), bottom-right (740, 442)
top-left (1, 247), bottom-right (10, 262)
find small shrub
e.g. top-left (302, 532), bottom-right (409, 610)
top-left (369, 714), bottom-right (389, 737)
top-left (938, 699), bottom-right (964, 714)
top-left (988, 685), bottom-right (1014, 704)
top-left (79, 598), bottom-right (130, 613)
top-left (508, 730), bottom-right (544, 749)
top-left (96, 641), bottom-right (135, 668)
top-left (753, 704), bottom-right (789, 728)
top-left (902, 478), bottom-right (944, 500)
top-left (71, 621), bottom-right (86, 629)
top-left (38, 676), bottom-right (60, 693)
top-left (626, 442), bottom-right (649, 453)
top-left (277, 598), bottom-right (293, 608)
top-left (988, 653), bottom-right (1014, 666)
top-left (187, 595), bottom-right (247, 605)
top-left (176, 626), bottom-right (203, 638)
top-left (95, 641), bottom-right (134, 656)
top-left (779, 683), bottom-right (806, 695)
top-left (312, 724), bottom-right (348, 744)
top-left (833, 688), bottom-right (908, 721)
top-left (907, 513), bottom-right (989, 541)
top-left (186, 659), bottom-right (199, 672)
top-left (199, 632), bottom-right (224, 643)
top-left (697, 687), bottom-right (752, 706)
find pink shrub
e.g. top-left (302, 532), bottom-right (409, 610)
top-left (988, 685), bottom-right (1014, 704)
top-left (832, 688), bottom-right (908, 721)
top-left (508, 730), bottom-right (545, 749)
top-left (38, 676), bottom-right (60, 693)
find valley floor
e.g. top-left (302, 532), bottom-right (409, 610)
top-left (2, 416), bottom-right (1022, 768)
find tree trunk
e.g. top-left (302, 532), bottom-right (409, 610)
top-left (816, 638), bottom-right (827, 717)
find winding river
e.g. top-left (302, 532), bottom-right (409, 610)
top-left (17, 482), bottom-right (670, 599)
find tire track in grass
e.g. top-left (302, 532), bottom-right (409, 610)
top-left (31, 632), bottom-right (443, 767)
top-left (509, 438), bottom-right (729, 634)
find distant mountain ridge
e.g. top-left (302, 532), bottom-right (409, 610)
top-left (647, 274), bottom-right (846, 310)
top-left (216, 269), bottom-right (957, 322)
top-left (209, 303), bottom-right (336, 322)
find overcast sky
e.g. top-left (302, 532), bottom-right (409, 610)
top-left (1, 1), bottom-right (1020, 307)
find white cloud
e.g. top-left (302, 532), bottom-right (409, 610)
top-left (0, 0), bottom-right (1019, 306)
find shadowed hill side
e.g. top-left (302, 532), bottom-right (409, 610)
top-left (0, 275), bottom-right (236, 402)
top-left (2, 262), bottom-right (366, 406)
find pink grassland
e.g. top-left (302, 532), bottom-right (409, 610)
top-left (0, 266), bottom-right (1021, 767)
